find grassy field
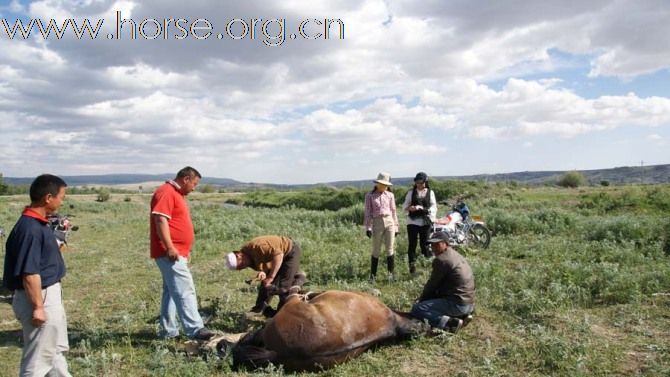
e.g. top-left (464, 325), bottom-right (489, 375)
top-left (1, 184), bottom-right (669, 376)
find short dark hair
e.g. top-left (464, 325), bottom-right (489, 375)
top-left (176, 166), bottom-right (202, 179)
top-left (30, 174), bottom-right (67, 203)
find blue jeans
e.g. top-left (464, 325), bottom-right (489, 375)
top-left (155, 256), bottom-right (204, 338)
top-left (411, 298), bottom-right (473, 328)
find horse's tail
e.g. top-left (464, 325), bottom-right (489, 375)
top-left (232, 344), bottom-right (278, 370)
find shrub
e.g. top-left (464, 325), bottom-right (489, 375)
top-left (663, 220), bottom-right (670, 256)
top-left (580, 216), bottom-right (663, 245)
top-left (240, 186), bottom-right (366, 211)
top-left (557, 171), bottom-right (586, 188)
top-left (529, 209), bottom-right (576, 234)
top-left (424, 179), bottom-right (486, 203)
top-left (486, 209), bottom-right (534, 235)
top-left (0, 173), bottom-right (8, 195)
top-left (198, 184), bottom-right (216, 193)
top-left (96, 188), bottom-right (111, 202)
top-left (600, 180), bottom-right (610, 186)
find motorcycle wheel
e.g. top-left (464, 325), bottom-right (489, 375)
top-left (467, 224), bottom-right (491, 249)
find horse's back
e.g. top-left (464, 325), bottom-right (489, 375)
top-left (234, 290), bottom-right (417, 371)
top-left (264, 291), bottom-right (399, 358)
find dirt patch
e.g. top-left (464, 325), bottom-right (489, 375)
top-left (590, 323), bottom-right (619, 341)
top-left (622, 351), bottom-right (654, 376)
top-left (472, 317), bottom-right (499, 343)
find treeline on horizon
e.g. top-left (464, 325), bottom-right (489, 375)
top-left (2, 171), bottom-right (669, 213)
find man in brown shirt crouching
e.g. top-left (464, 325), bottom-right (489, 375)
top-left (226, 235), bottom-right (303, 317)
top-left (410, 231), bottom-right (475, 332)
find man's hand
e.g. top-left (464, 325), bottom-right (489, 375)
top-left (366, 230), bottom-right (372, 238)
top-left (262, 276), bottom-right (274, 288)
top-left (257, 271), bottom-right (267, 281)
top-left (166, 248), bottom-right (180, 261)
top-left (32, 307), bottom-right (46, 327)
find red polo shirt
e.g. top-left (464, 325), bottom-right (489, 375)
top-left (149, 181), bottom-right (195, 258)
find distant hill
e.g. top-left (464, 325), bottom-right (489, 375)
top-left (321, 164), bottom-right (670, 188)
top-left (4, 174), bottom-right (243, 187)
top-left (4, 164), bottom-right (670, 189)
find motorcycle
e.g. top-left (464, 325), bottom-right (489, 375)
top-left (432, 199), bottom-right (491, 249)
top-left (47, 213), bottom-right (78, 250)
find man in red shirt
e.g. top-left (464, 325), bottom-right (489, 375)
top-left (150, 167), bottom-right (213, 340)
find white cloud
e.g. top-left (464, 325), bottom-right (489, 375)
top-left (1, 0), bottom-right (669, 180)
top-left (105, 63), bottom-right (198, 89)
top-left (419, 78), bottom-right (670, 139)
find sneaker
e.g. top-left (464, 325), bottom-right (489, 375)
top-left (462, 314), bottom-right (473, 327)
top-left (447, 318), bottom-right (463, 333)
top-left (193, 327), bottom-right (215, 341)
top-left (437, 315), bottom-right (451, 329)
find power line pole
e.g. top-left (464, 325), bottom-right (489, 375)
top-left (640, 160), bottom-right (644, 184)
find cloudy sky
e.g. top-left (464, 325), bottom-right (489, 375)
top-left (0, 0), bottom-right (668, 184)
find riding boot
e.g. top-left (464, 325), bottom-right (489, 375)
top-left (250, 285), bottom-right (271, 313)
top-left (369, 256), bottom-right (379, 282)
top-left (409, 262), bottom-right (416, 275)
top-left (387, 256), bottom-right (395, 281)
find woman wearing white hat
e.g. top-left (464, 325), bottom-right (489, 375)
top-left (363, 172), bottom-right (399, 282)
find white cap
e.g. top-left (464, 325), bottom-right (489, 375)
top-left (225, 252), bottom-right (238, 270)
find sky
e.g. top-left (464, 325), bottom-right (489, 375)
top-left (0, 0), bottom-right (668, 184)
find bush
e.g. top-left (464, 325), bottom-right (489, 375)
top-left (486, 209), bottom-right (534, 235)
top-left (422, 179), bottom-right (487, 203)
top-left (96, 188), bottom-right (111, 202)
top-left (580, 216), bottom-right (663, 245)
top-left (663, 220), bottom-right (670, 256)
top-left (240, 186), bottom-right (366, 211)
top-left (0, 173), bottom-right (8, 195)
top-left (198, 184), bottom-right (216, 193)
top-left (557, 171), bottom-right (586, 188)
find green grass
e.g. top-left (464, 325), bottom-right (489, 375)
top-left (1, 185), bottom-right (670, 376)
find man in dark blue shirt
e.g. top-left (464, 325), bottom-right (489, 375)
top-left (3, 174), bottom-right (71, 376)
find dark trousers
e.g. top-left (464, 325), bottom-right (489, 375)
top-left (254, 240), bottom-right (302, 310)
top-left (407, 224), bottom-right (431, 263)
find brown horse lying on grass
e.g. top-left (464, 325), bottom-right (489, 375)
top-left (221, 290), bottom-right (429, 372)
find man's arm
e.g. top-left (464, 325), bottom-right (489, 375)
top-left (263, 253), bottom-right (284, 288)
top-left (22, 274), bottom-right (46, 327)
top-left (418, 259), bottom-right (447, 302)
top-left (153, 215), bottom-right (179, 261)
